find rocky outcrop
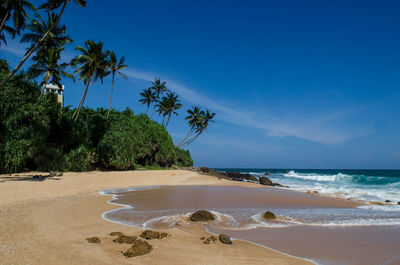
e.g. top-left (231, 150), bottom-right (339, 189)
top-left (190, 210), bottom-right (216, 222)
top-left (201, 235), bottom-right (217, 244)
top-left (224, 172), bottom-right (258, 182)
top-left (86, 237), bottom-right (101, 244)
top-left (113, 235), bottom-right (137, 244)
top-left (109, 232), bottom-right (124, 237)
top-left (218, 234), bottom-right (232, 245)
top-left (264, 172), bottom-right (270, 175)
top-left (140, 230), bottom-right (169, 240)
top-left (263, 211), bottom-right (276, 220)
top-left (123, 239), bottom-right (153, 257)
top-left (259, 177), bottom-right (273, 186)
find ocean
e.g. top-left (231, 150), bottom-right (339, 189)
top-left (216, 168), bottom-right (400, 206)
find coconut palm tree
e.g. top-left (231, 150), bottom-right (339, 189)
top-left (139, 88), bottom-right (157, 114)
top-left (105, 51), bottom-right (127, 118)
top-left (176, 106), bottom-right (204, 147)
top-left (21, 12), bottom-right (72, 57)
top-left (0, 0), bottom-right (36, 34)
top-left (0, 0), bottom-right (85, 88)
top-left (149, 78), bottom-right (168, 118)
top-left (0, 6), bottom-right (16, 46)
top-left (156, 92), bottom-right (182, 127)
top-left (177, 109), bottom-right (215, 147)
top-left (28, 47), bottom-right (75, 94)
top-left (70, 40), bottom-right (109, 121)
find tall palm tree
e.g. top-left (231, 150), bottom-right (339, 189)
top-left (0, 0), bottom-right (85, 88)
top-left (139, 88), bottom-right (157, 114)
top-left (0, 6), bottom-right (16, 46)
top-left (21, 12), bottom-right (72, 57)
top-left (71, 40), bottom-right (109, 121)
top-left (149, 78), bottom-right (168, 118)
top-left (177, 109), bottom-right (215, 147)
top-left (0, 0), bottom-right (36, 34)
top-left (105, 51), bottom-right (127, 118)
top-left (28, 47), bottom-right (75, 93)
top-left (156, 92), bottom-right (182, 127)
top-left (176, 106), bottom-right (204, 147)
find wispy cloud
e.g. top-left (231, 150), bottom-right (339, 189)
top-left (0, 43), bottom-right (26, 57)
top-left (124, 68), bottom-right (372, 144)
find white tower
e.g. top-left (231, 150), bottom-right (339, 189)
top-left (43, 83), bottom-right (64, 107)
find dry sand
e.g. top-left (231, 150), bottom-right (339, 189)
top-left (0, 169), bottom-right (347, 265)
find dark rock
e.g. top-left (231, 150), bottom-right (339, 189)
top-left (113, 235), bottom-right (137, 244)
top-left (219, 234), bottom-right (232, 245)
top-left (225, 172), bottom-right (258, 182)
top-left (203, 237), bottom-right (211, 244)
top-left (189, 210), bottom-right (216, 222)
top-left (385, 200), bottom-right (391, 203)
top-left (210, 235), bottom-right (217, 242)
top-left (86, 237), bottom-right (101, 244)
top-left (285, 171), bottom-right (290, 173)
top-left (110, 232), bottom-right (124, 237)
top-left (56, 172), bottom-right (63, 177)
top-left (264, 172), bottom-right (270, 175)
top-left (259, 177), bottom-right (273, 186)
top-left (140, 230), bottom-right (169, 240)
top-left (200, 237), bottom-right (205, 240)
top-left (49, 171), bottom-right (57, 177)
top-left (398, 201), bottom-right (400, 205)
top-left (172, 165), bottom-right (179, 169)
top-left (123, 239), bottom-right (153, 257)
top-left (199, 167), bottom-right (211, 173)
top-left (263, 211), bottom-right (276, 220)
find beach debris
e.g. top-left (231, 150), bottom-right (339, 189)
top-left (219, 234), bottom-right (232, 245)
top-left (263, 211), bottom-right (277, 220)
top-left (86, 237), bottom-right (101, 244)
top-left (113, 235), bottom-right (137, 244)
top-left (189, 210), bottom-right (216, 222)
top-left (259, 177), bottom-right (273, 186)
top-left (200, 237), bottom-right (206, 240)
top-left (140, 230), bottom-right (169, 240)
top-left (109, 232), bottom-right (124, 237)
top-left (123, 239), bottom-right (153, 257)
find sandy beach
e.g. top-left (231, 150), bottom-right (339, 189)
top-left (0, 169), bottom-right (319, 265)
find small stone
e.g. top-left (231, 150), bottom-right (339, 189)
top-left (123, 239), bottom-right (153, 257)
top-left (86, 237), bottom-right (101, 244)
top-left (56, 172), bottom-right (63, 177)
top-left (49, 171), bottom-right (57, 177)
top-left (174, 221), bottom-right (183, 226)
top-left (219, 234), bottom-right (232, 245)
top-left (263, 211), bottom-right (276, 220)
top-left (113, 235), bottom-right (137, 244)
top-left (203, 237), bottom-right (211, 244)
top-left (210, 235), bottom-right (217, 242)
top-left (200, 237), bottom-right (205, 240)
top-left (398, 201), bottom-right (400, 205)
top-left (110, 232), bottom-right (124, 237)
top-left (385, 200), bottom-right (391, 203)
top-left (189, 210), bottom-right (216, 222)
top-left (140, 230), bottom-right (169, 240)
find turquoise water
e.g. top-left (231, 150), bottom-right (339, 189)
top-left (215, 169), bottom-right (400, 205)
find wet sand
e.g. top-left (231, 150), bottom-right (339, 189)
top-left (106, 185), bottom-right (400, 265)
top-left (0, 170), bottom-right (313, 265)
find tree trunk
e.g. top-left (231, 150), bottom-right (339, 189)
top-left (176, 128), bottom-right (194, 147)
top-left (150, 106), bottom-right (156, 119)
top-left (106, 72), bottom-right (115, 118)
top-left (73, 76), bottom-right (92, 121)
top-left (0, 8), bottom-right (10, 33)
top-left (165, 114), bottom-right (171, 127)
top-left (0, 1), bottom-right (68, 88)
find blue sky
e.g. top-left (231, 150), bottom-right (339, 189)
top-left (1, 0), bottom-right (400, 169)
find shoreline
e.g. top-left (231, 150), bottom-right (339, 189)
top-left (0, 169), bottom-right (318, 265)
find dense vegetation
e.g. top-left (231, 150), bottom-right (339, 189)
top-left (0, 60), bottom-right (193, 173)
top-left (0, 0), bottom-right (216, 174)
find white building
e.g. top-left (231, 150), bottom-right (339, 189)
top-left (43, 83), bottom-right (64, 107)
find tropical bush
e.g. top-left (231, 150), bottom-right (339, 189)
top-left (0, 60), bottom-right (192, 173)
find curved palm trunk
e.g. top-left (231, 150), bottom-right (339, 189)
top-left (165, 113), bottom-right (172, 127)
top-left (150, 106), bottom-right (156, 119)
top-left (73, 76), bottom-right (92, 121)
top-left (176, 128), bottom-right (194, 147)
top-left (106, 73), bottom-right (115, 119)
top-left (179, 133), bottom-right (201, 147)
top-left (0, 1), bottom-right (68, 88)
top-left (0, 8), bottom-right (10, 33)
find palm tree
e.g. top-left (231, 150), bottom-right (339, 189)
top-left (105, 51), bottom-right (127, 118)
top-left (176, 106), bottom-right (204, 147)
top-left (0, 0), bottom-right (85, 88)
top-left (0, 0), bottom-right (36, 34)
top-left (71, 40), bottom-right (109, 121)
top-left (177, 109), bottom-right (215, 147)
top-left (149, 78), bottom-right (168, 118)
top-left (21, 12), bottom-right (72, 57)
top-left (0, 6), bottom-right (16, 46)
top-left (156, 92), bottom-right (182, 127)
top-left (139, 88), bottom-right (157, 114)
top-left (28, 47), bottom-right (75, 93)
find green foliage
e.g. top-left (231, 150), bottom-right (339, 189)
top-left (0, 60), bottom-right (193, 173)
